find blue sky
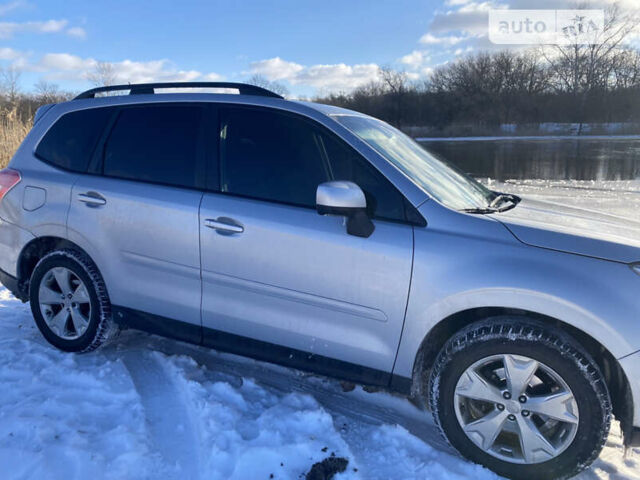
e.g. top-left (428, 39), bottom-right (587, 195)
top-left (0, 0), bottom-right (635, 97)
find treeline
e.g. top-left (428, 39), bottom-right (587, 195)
top-left (0, 71), bottom-right (73, 124)
top-left (0, 70), bottom-right (74, 166)
top-left (315, 46), bottom-right (640, 133)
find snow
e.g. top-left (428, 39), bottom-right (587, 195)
top-left (0, 180), bottom-right (638, 480)
top-left (0, 295), bottom-right (494, 480)
top-left (485, 179), bottom-right (640, 221)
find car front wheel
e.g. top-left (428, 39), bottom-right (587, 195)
top-left (428, 317), bottom-right (611, 480)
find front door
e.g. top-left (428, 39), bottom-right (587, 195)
top-left (200, 105), bottom-right (414, 378)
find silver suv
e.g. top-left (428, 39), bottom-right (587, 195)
top-left (0, 82), bottom-right (638, 479)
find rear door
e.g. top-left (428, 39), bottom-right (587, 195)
top-left (199, 105), bottom-right (414, 378)
top-left (67, 103), bottom-right (209, 336)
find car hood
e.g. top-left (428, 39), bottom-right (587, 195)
top-left (493, 198), bottom-right (640, 263)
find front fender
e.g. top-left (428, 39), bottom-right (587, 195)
top-left (393, 202), bottom-right (640, 380)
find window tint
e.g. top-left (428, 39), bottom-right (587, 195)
top-left (103, 105), bottom-right (205, 189)
top-left (36, 108), bottom-right (112, 172)
top-left (321, 132), bottom-right (406, 222)
top-left (220, 108), bottom-right (329, 207)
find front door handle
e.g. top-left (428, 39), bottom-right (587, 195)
top-left (77, 192), bottom-right (106, 207)
top-left (204, 217), bottom-right (244, 235)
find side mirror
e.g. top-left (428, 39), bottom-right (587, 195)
top-left (316, 181), bottom-right (375, 238)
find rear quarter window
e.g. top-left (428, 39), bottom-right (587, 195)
top-left (35, 108), bottom-right (112, 172)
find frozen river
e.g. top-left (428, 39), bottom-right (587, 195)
top-left (420, 138), bottom-right (640, 182)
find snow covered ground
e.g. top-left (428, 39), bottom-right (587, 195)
top-left (485, 179), bottom-right (640, 221)
top-left (0, 180), bottom-right (638, 480)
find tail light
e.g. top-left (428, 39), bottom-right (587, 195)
top-left (0, 169), bottom-right (21, 202)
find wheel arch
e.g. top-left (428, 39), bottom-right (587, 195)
top-left (410, 307), bottom-right (635, 446)
top-left (16, 236), bottom-right (93, 299)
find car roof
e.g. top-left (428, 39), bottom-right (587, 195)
top-left (68, 82), bottom-right (367, 119)
top-left (46, 92), bottom-right (369, 129)
top-left (46, 82), bottom-right (369, 127)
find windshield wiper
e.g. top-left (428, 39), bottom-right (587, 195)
top-left (461, 207), bottom-right (498, 214)
top-left (462, 194), bottom-right (521, 215)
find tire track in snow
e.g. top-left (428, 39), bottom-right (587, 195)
top-left (114, 333), bottom-right (640, 479)
top-left (121, 350), bottom-right (200, 480)
top-left (117, 333), bottom-right (451, 452)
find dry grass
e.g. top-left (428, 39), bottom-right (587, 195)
top-left (0, 108), bottom-right (31, 169)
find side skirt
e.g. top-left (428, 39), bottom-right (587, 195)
top-left (112, 305), bottom-right (412, 395)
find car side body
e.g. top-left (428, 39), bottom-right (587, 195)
top-left (0, 85), bottom-right (639, 466)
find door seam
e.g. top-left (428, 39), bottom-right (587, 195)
top-left (197, 192), bottom-right (205, 344)
top-left (390, 225), bottom-right (416, 382)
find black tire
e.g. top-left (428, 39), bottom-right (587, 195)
top-left (29, 249), bottom-right (118, 352)
top-left (428, 317), bottom-right (611, 480)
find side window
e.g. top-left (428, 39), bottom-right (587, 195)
top-left (220, 108), bottom-right (330, 208)
top-left (103, 105), bottom-right (205, 189)
top-left (321, 133), bottom-right (407, 222)
top-left (36, 108), bottom-right (112, 172)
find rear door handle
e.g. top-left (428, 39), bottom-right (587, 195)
top-left (77, 192), bottom-right (107, 207)
top-left (204, 217), bottom-right (244, 235)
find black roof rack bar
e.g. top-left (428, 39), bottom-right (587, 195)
top-left (74, 82), bottom-right (284, 100)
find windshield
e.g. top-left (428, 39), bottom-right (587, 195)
top-left (332, 114), bottom-right (496, 211)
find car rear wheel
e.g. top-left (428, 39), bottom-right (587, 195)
top-left (30, 249), bottom-right (117, 352)
top-left (428, 317), bottom-right (611, 480)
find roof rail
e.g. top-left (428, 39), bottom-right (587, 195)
top-left (74, 82), bottom-right (284, 100)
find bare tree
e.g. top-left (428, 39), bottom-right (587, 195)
top-left (86, 61), bottom-right (117, 87)
top-left (610, 47), bottom-right (640, 89)
top-left (378, 67), bottom-right (411, 127)
top-left (379, 67), bottom-right (409, 94)
top-left (542, 4), bottom-right (640, 131)
top-left (246, 74), bottom-right (289, 97)
top-left (0, 66), bottom-right (21, 104)
top-left (34, 80), bottom-right (61, 103)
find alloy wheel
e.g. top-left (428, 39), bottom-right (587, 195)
top-left (454, 354), bottom-right (579, 464)
top-left (38, 267), bottom-right (92, 340)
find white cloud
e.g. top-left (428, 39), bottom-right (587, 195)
top-left (66, 27), bottom-right (86, 39)
top-left (454, 46), bottom-right (474, 56)
top-left (203, 72), bottom-right (223, 81)
top-left (40, 52), bottom-right (94, 71)
top-left (419, 33), bottom-right (467, 45)
top-left (248, 57), bottom-right (304, 81)
top-left (0, 1), bottom-right (25, 16)
top-left (293, 63), bottom-right (379, 91)
top-left (456, 1), bottom-right (495, 14)
top-left (33, 53), bottom-right (222, 86)
top-left (0, 46), bottom-right (20, 60)
top-left (247, 56), bottom-right (379, 93)
top-left (0, 19), bottom-right (68, 39)
top-left (400, 50), bottom-right (430, 68)
top-left (37, 19), bottom-right (67, 33)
